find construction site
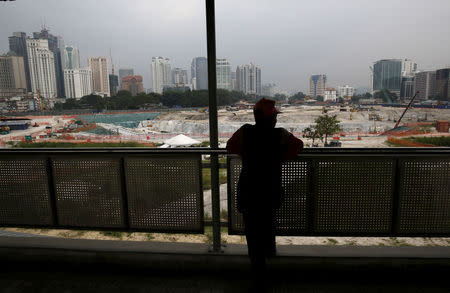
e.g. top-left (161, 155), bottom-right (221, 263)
top-left (0, 104), bottom-right (449, 148)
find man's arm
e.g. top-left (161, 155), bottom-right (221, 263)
top-left (281, 129), bottom-right (303, 160)
top-left (226, 126), bottom-right (244, 155)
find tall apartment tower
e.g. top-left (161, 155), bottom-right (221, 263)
top-left (216, 59), bottom-right (232, 90)
top-left (236, 63), bottom-right (261, 95)
top-left (151, 57), bottom-right (171, 94)
top-left (118, 68), bottom-right (134, 89)
top-left (33, 28), bottom-right (65, 98)
top-left (121, 75), bottom-right (144, 96)
top-left (62, 46), bottom-right (80, 70)
top-left (9, 32), bottom-right (32, 91)
top-left (435, 68), bottom-right (450, 101)
top-left (88, 57), bottom-right (110, 97)
top-left (109, 74), bottom-right (119, 96)
top-left (0, 55), bottom-right (27, 90)
top-left (64, 68), bottom-right (92, 99)
top-left (171, 68), bottom-right (189, 87)
top-left (414, 71), bottom-right (436, 100)
top-left (191, 57), bottom-right (208, 90)
top-left (26, 38), bottom-right (57, 99)
top-left (309, 75), bottom-right (327, 97)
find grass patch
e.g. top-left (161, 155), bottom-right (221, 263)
top-left (405, 136), bottom-right (450, 147)
top-left (327, 238), bottom-right (338, 245)
top-left (202, 168), bottom-right (227, 190)
top-left (14, 141), bottom-right (155, 148)
top-left (100, 231), bottom-right (123, 238)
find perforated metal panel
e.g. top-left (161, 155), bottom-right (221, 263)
top-left (52, 158), bottom-right (125, 228)
top-left (313, 158), bottom-right (394, 234)
top-left (398, 158), bottom-right (450, 234)
top-left (228, 157), bottom-right (310, 235)
top-left (125, 155), bottom-right (203, 232)
top-left (0, 157), bottom-right (53, 225)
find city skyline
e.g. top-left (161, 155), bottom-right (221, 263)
top-left (1, 0), bottom-right (450, 93)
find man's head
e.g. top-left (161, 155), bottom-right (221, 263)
top-left (253, 98), bottom-right (281, 128)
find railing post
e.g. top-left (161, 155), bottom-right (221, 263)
top-left (206, 0), bottom-right (221, 252)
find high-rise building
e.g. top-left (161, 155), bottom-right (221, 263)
top-left (236, 63), bottom-right (261, 95)
top-left (109, 74), bottom-right (119, 96)
top-left (8, 32), bottom-right (32, 91)
top-left (231, 71), bottom-right (237, 91)
top-left (33, 28), bottom-right (65, 98)
top-left (261, 83), bottom-right (279, 97)
top-left (62, 46), bottom-right (80, 70)
top-left (26, 38), bottom-right (57, 99)
top-left (191, 57), bottom-right (208, 90)
top-left (0, 55), bottom-right (27, 91)
top-left (118, 68), bottom-right (134, 89)
top-left (216, 59), bottom-right (232, 90)
top-left (337, 85), bottom-right (355, 99)
top-left (414, 71), bottom-right (436, 100)
top-left (88, 57), bottom-right (110, 97)
top-left (435, 68), bottom-right (450, 101)
top-left (372, 59), bottom-right (417, 97)
top-left (171, 68), bottom-right (188, 87)
top-left (64, 68), bottom-right (92, 99)
top-left (121, 75), bottom-right (144, 96)
top-left (151, 57), bottom-right (171, 94)
top-left (309, 75), bottom-right (327, 97)
top-left (400, 77), bottom-right (415, 99)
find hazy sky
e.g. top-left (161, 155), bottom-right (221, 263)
top-left (1, 0), bottom-right (450, 93)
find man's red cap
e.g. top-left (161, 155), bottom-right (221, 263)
top-left (253, 98), bottom-right (281, 118)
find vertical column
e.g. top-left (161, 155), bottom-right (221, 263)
top-left (206, 0), bottom-right (221, 252)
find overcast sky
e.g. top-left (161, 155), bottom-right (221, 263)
top-left (1, 0), bottom-right (450, 93)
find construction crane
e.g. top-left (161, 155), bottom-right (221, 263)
top-left (369, 66), bottom-right (393, 104)
top-left (393, 91), bottom-right (419, 129)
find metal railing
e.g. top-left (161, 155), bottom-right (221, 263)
top-left (1, 148), bottom-right (450, 252)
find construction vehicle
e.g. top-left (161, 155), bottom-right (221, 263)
top-left (24, 135), bottom-right (32, 142)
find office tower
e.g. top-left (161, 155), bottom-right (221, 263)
top-left (62, 46), bottom-right (80, 70)
top-left (231, 71), bottom-right (237, 91)
top-left (216, 59), bottom-right (232, 90)
top-left (309, 74), bottom-right (327, 97)
top-left (109, 74), bottom-right (119, 96)
top-left (171, 68), bottom-right (189, 87)
top-left (88, 57), bottom-right (110, 97)
top-left (414, 71), bottom-right (436, 100)
top-left (400, 77), bottom-right (415, 99)
top-left (337, 85), bottom-right (355, 99)
top-left (121, 75), bottom-right (144, 96)
top-left (118, 68), bottom-right (134, 89)
top-left (236, 63), bottom-right (261, 95)
top-left (151, 57), bottom-right (171, 94)
top-left (435, 68), bottom-right (450, 101)
top-left (33, 28), bottom-right (65, 98)
top-left (9, 32), bottom-right (32, 91)
top-left (372, 59), bottom-right (417, 97)
top-left (64, 68), bottom-right (92, 99)
top-left (26, 38), bottom-right (57, 99)
top-left (262, 83), bottom-right (279, 97)
top-left (0, 54), bottom-right (27, 100)
top-left (191, 57), bottom-right (208, 90)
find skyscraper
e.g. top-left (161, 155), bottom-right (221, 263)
top-left (62, 46), bottom-right (80, 70)
top-left (26, 38), bottom-right (57, 99)
top-left (414, 71), bottom-right (436, 100)
top-left (216, 59), bottom-right (232, 90)
top-left (118, 68), bottom-right (134, 89)
top-left (109, 74), bottom-right (119, 96)
top-left (337, 85), bottom-right (355, 99)
top-left (309, 74), bottom-right (327, 97)
top-left (372, 59), bottom-right (417, 97)
top-left (171, 68), bottom-right (189, 87)
top-left (8, 32), bottom-right (31, 91)
top-left (0, 55), bottom-right (27, 90)
top-left (121, 75), bottom-right (144, 96)
top-left (64, 68), bottom-right (92, 99)
top-left (33, 28), bottom-right (65, 98)
top-left (191, 57), bottom-right (208, 90)
top-left (435, 68), bottom-right (450, 101)
top-left (88, 57), bottom-right (110, 97)
top-left (236, 63), bottom-right (261, 95)
top-left (151, 57), bottom-right (171, 94)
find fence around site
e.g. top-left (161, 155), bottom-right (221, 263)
top-left (0, 148), bottom-right (449, 246)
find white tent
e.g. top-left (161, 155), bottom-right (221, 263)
top-left (162, 134), bottom-right (201, 147)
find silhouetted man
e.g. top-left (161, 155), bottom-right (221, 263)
top-left (226, 98), bottom-right (303, 276)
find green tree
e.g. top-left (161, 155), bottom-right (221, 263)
top-left (316, 95), bottom-right (324, 102)
top-left (315, 114), bottom-right (342, 145)
top-left (302, 125), bottom-right (321, 146)
top-left (289, 92), bottom-right (306, 103)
